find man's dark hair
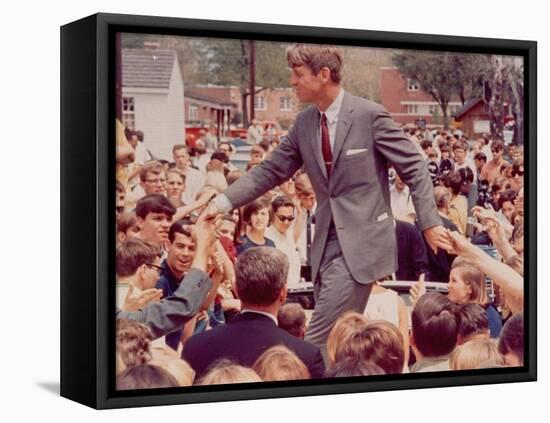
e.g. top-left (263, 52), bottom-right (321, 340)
top-left (116, 364), bottom-right (179, 390)
top-left (443, 171), bottom-right (463, 196)
top-left (440, 144), bottom-right (451, 154)
top-left (277, 303), bottom-right (306, 337)
top-left (211, 150), bottom-right (229, 163)
top-left (491, 140), bottom-right (504, 152)
top-left (324, 358), bottom-right (385, 378)
top-left (498, 189), bottom-right (517, 210)
top-left (412, 292), bottom-right (459, 358)
top-left (235, 247), bottom-right (289, 306)
top-left (168, 219), bottom-right (193, 243)
top-left (218, 140), bottom-right (233, 152)
top-left (474, 152), bottom-right (487, 163)
top-left (271, 195), bottom-right (295, 214)
top-left (135, 194), bottom-right (176, 220)
top-left (457, 303), bottom-right (489, 340)
top-left (420, 140), bottom-right (433, 151)
top-left (498, 313), bottom-right (524, 365)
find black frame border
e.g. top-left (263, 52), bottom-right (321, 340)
top-left (60, 12), bottom-right (537, 409)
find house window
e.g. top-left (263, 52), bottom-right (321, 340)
top-left (280, 96), bottom-right (292, 111)
top-left (188, 104), bottom-right (198, 121)
top-left (122, 97), bottom-right (135, 130)
top-left (406, 104), bottom-right (419, 114)
top-left (254, 96), bottom-right (266, 111)
top-left (429, 104), bottom-right (437, 115)
top-left (407, 79), bottom-right (419, 91)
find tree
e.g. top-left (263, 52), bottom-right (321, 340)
top-left (393, 51), bottom-right (467, 128)
top-left (341, 47), bottom-right (393, 102)
top-left (477, 55), bottom-right (524, 143)
top-left (193, 39), bottom-right (291, 126)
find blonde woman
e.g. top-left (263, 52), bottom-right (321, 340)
top-left (253, 345), bottom-right (310, 381)
top-left (450, 339), bottom-right (504, 370)
top-left (197, 360), bottom-right (261, 385)
top-left (326, 311), bottom-right (368, 366)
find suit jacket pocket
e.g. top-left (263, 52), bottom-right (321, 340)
top-left (341, 149), bottom-right (371, 188)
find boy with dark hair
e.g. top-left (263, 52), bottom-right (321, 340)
top-left (135, 194), bottom-right (176, 247)
top-left (410, 292), bottom-right (459, 372)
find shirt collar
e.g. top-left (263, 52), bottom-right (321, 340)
top-left (319, 88), bottom-right (345, 125)
top-left (241, 309), bottom-right (278, 325)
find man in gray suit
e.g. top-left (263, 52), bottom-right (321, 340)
top-left (201, 44), bottom-right (452, 354)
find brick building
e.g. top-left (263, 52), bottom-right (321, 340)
top-left (379, 67), bottom-right (462, 127)
top-left (184, 85), bottom-right (298, 130)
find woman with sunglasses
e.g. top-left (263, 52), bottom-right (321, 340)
top-left (265, 195), bottom-right (302, 287)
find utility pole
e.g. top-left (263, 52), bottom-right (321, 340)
top-left (249, 40), bottom-right (256, 123)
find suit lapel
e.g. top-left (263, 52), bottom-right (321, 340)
top-left (331, 93), bottom-right (354, 166)
top-left (311, 109), bottom-right (328, 181)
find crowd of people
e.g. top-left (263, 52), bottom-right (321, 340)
top-left (114, 43), bottom-right (525, 390)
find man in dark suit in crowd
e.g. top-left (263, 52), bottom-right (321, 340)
top-left (182, 247), bottom-right (325, 379)
top-left (395, 219), bottom-right (430, 281)
top-left (200, 44), bottom-right (451, 354)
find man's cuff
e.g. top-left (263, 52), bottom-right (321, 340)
top-left (213, 194), bottom-right (233, 213)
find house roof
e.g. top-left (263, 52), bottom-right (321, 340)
top-left (185, 88), bottom-right (235, 109)
top-left (454, 98), bottom-right (484, 120)
top-left (122, 48), bottom-right (176, 89)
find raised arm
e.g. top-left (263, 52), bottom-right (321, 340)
top-left (447, 230), bottom-right (523, 302)
top-left (117, 216), bottom-right (219, 338)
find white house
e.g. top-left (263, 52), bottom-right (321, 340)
top-left (122, 47), bottom-right (185, 160)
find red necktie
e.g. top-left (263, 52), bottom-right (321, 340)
top-left (321, 113), bottom-right (332, 176)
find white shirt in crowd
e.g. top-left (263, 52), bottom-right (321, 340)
top-left (296, 206), bottom-right (316, 267)
top-left (182, 166), bottom-right (205, 205)
top-left (193, 154), bottom-right (210, 175)
top-left (265, 225), bottom-right (302, 288)
top-left (134, 142), bottom-right (150, 166)
top-left (390, 184), bottom-right (416, 221)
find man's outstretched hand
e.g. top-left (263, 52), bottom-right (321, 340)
top-left (197, 199), bottom-right (222, 224)
top-left (423, 225), bottom-right (453, 254)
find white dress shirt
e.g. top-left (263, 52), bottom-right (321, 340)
top-left (318, 88), bottom-right (345, 152)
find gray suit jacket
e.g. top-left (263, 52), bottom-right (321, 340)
top-left (117, 268), bottom-right (212, 339)
top-left (224, 92), bottom-right (441, 283)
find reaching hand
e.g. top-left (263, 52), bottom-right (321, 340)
top-left (197, 199), bottom-right (222, 224)
top-left (423, 225), bottom-right (453, 254)
top-left (192, 214), bottom-right (221, 248)
top-left (471, 206), bottom-right (498, 224)
top-left (121, 285), bottom-right (163, 312)
top-left (446, 230), bottom-right (476, 258)
top-left (485, 217), bottom-right (506, 243)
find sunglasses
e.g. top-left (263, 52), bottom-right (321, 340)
top-left (512, 170), bottom-right (524, 177)
top-left (276, 215), bottom-right (295, 222)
